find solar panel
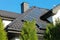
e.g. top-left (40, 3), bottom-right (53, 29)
top-left (23, 8), bottom-right (48, 28)
top-left (7, 7), bottom-right (49, 32)
top-left (23, 8), bottom-right (44, 21)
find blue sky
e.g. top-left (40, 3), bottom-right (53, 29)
top-left (0, 0), bottom-right (60, 13)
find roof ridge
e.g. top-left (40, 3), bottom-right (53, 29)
top-left (31, 6), bottom-right (49, 10)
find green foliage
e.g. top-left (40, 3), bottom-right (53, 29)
top-left (44, 19), bottom-right (60, 40)
top-left (0, 18), bottom-right (8, 40)
top-left (20, 20), bottom-right (38, 40)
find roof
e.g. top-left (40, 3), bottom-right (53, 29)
top-left (6, 6), bottom-right (49, 33)
top-left (0, 10), bottom-right (21, 20)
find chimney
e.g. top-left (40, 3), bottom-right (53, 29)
top-left (21, 2), bottom-right (29, 13)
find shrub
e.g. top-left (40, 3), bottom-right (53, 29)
top-left (20, 20), bottom-right (38, 40)
top-left (0, 18), bottom-right (8, 40)
top-left (44, 19), bottom-right (60, 40)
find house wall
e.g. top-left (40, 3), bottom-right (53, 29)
top-left (3, 20), bottom-right (12, 28)
top-left (52, 10), bottom-right (60, 25)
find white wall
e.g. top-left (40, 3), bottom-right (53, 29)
top-left (3, 20), bottom-right (11, 28)
top-left (52, 10), bottom-right (60, 25)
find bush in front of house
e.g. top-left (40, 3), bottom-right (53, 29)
top-left (20, 20), bottom-right (38, 40)
top-left (44, 19), bottom-right (60, 40)
top-left (0, 18), bottom-right (8, 40)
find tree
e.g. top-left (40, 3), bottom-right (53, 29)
top-left (20, 20), bottom-right (38, 40)
top-left (44, 19), bottom-right (60, 40)
top-left (0, 18), bottom-right (8, 40)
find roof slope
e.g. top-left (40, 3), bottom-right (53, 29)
top-left (0, 10), bottom-right (21, 19)
top-left (6, 7), bottom-right (49, 33)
